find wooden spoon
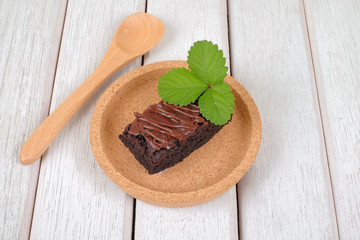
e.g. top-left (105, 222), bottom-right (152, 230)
top-left (20, 13), bottom-right (165, 165)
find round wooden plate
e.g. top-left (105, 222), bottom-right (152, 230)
top-left (90, 61), bottom-right (261, 207)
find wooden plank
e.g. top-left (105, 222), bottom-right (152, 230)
top-left (135, 191), bottom-right (238, 239)
top-left (30, 0), bottom-right (145, 239)
top-left (228, 0), bottom-right (339, 238)
top-left (134, 0), bottom-right (238, 239)
top-left (0, 0), bottom-right (67, 239)
top-left (304, 0), bottom-right (360, 238)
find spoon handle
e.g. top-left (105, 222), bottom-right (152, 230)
top-left (20, 50), bottom-right (134, 165)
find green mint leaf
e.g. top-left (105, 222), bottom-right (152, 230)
top-left (187, 40), bottom-right (228, 85)
top-left (158, 67), bottom-right (208, 106)
top-left (157, 40), bottom-right (235, 125)
top-left (198, 82), bottom-right (235, 125)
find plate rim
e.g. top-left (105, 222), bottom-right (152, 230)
top-left (90, 60), bottom-right (262, 207)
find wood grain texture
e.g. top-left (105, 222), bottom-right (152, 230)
top-left (134, 0), bottom-right (238, 239)
top-left (30, 0), bottom-right (145, 239)
top-left (304, 0), bottom-right (360, 238)
top-left (0, 0), bottom-right (67, 239)
top-left (228, 0), bottom-right (339, 239)
top-left (136, 191), bottom-right (237, 239)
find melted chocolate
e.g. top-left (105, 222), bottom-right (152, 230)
top-left (128, 101), bottom-right (207, 151)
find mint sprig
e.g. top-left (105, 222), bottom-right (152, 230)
top-left (158, 40), bottom-right (235, 125)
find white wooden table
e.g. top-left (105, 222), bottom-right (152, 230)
top-left (1, 0), bottom-right (360, 239)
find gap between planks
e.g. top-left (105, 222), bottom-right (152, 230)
top-left (131, 1), bottom-right (148, 239)
top-left (27, 1), bottom-right (69, 239)
top-left (300, 0), bottom-right (340, 238)
top-left (225, 0), bottom-right (241, 239)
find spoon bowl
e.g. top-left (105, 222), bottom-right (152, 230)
top-left (115, 13), bottom-right (164, 54)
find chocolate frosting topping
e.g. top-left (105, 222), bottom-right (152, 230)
top-left (128, 101), bottom-right (207, 151)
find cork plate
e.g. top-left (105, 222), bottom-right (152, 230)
top-left (90, 61), bottom-right (261, 207)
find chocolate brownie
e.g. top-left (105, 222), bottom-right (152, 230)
top-left (119, 101), bottom-right (228, 174)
